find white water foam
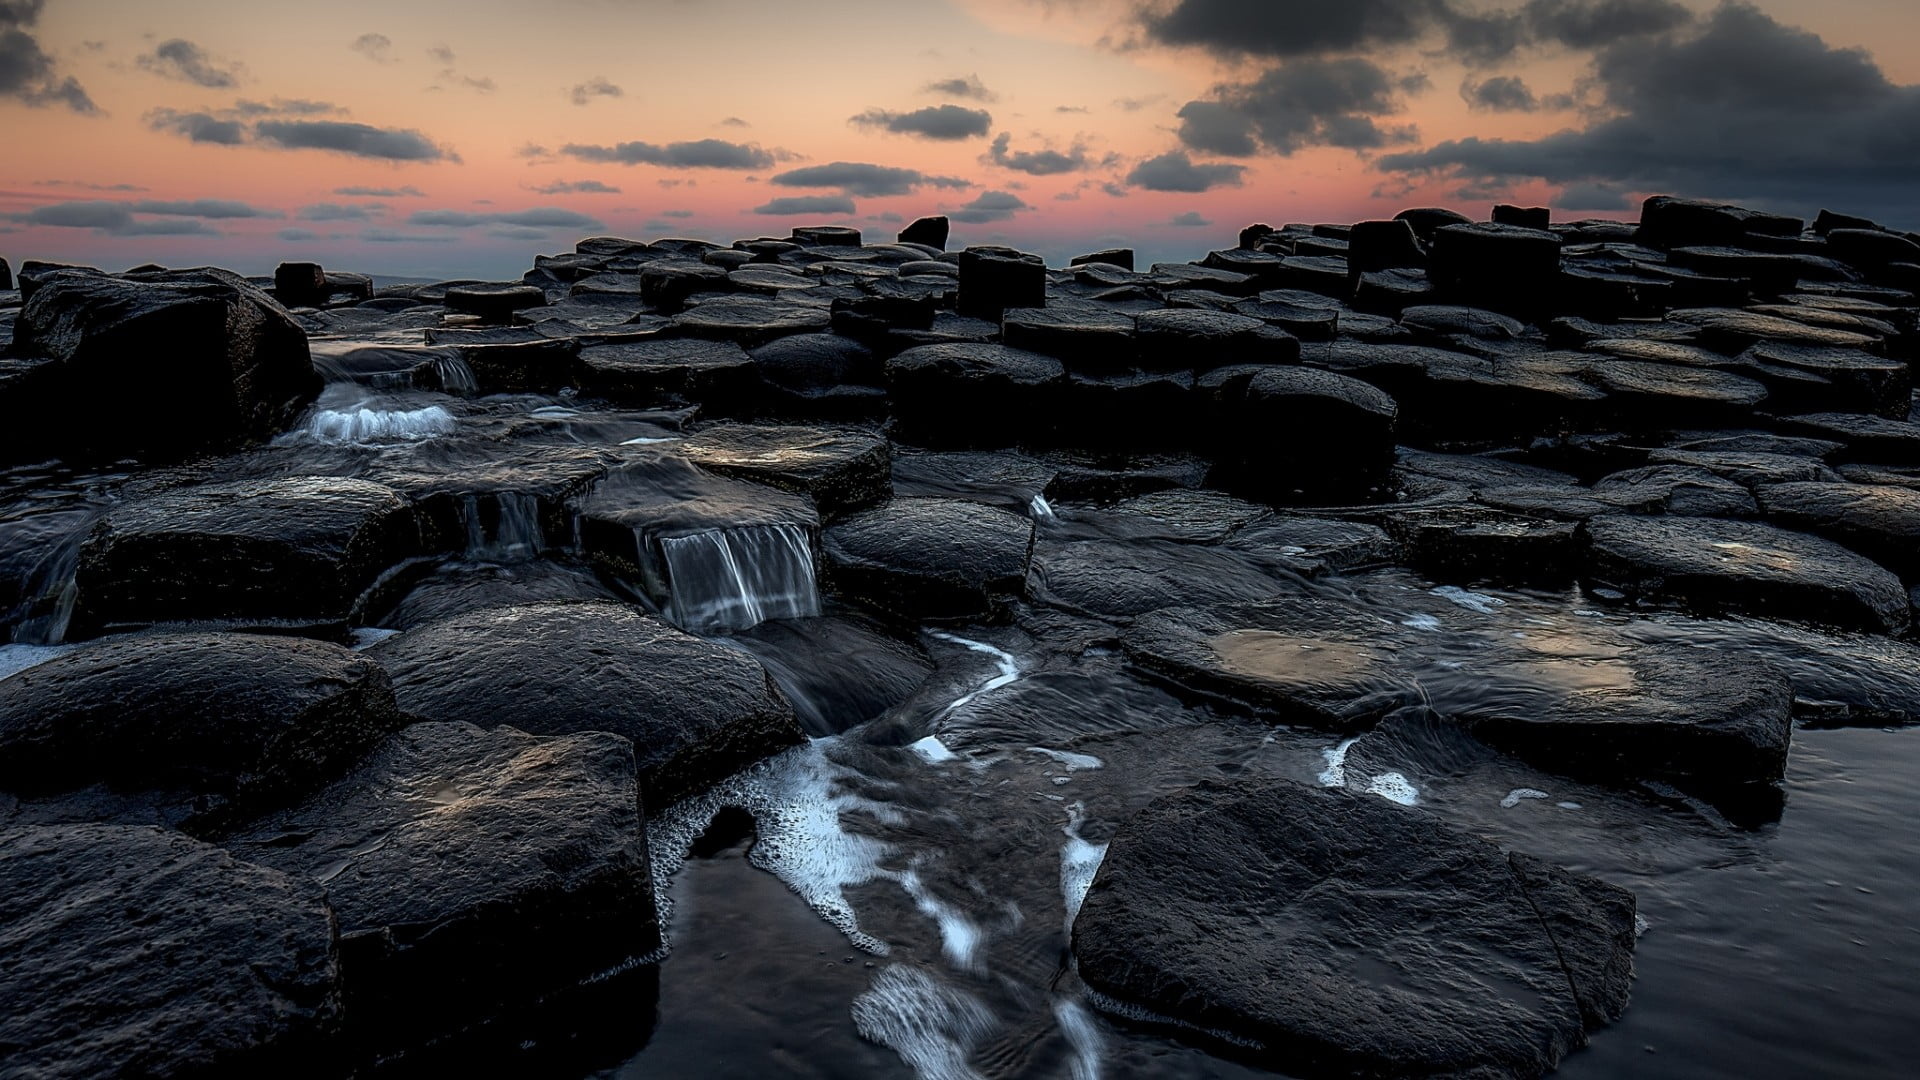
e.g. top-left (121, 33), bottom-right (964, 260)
top-left (1318, 737), bottom-right (1360, 787)
top-left (900, 864), bottom-right (985, 973)
top-left (660, 524), bottom-right (821, 634)
top-left (1432, 585), bottom-right (1507, 614)
top-left (926, 631), bottom-right (1022, 719)
top-left (1402, 613), bottom-right (1441, 631)
top-left (911, 736), bottom-right (960, 764)
top-left (1029, 494), bottom-right (1056, 521)
top-left (1501, 787), bottom-right (1551, 809)
top-left (851, 965), bottom-right (995, 1080)
top-left (1060, 803), bottom-right (1108, 932)
top-left (1363, 772), bottom-right (1419, 806)
top-left (306, 404), bottom-right (456, 443)
top-left (1029, 747), bottom-right (1103, 771)
top-left (1053, 997), bottom-right (1107, 1080)
top-left (349, 627), bottom-right (401, 650)
top-left (649, 738), bottom-right (895, 954)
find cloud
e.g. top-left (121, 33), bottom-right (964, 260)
top-left (569, 76), bottom-right (623, 105)
top-left (530, 179), bottom-right (621, 194)
top-left (0, 0), bottom-right (98, 112)
top-left (1125, 150), bottom-right (1247, 192)
top-left (1112, 94), bottom-right (1167, 112)
top-left (35, 179), bottom-right (148, 192)
top-left (719, 116), bottom-right (749, 127)
top-left (350, 32), bottom-right (393, 63)
top-left (850, 104), bottom-right (993, 140)
top-left (562, 138), bottom-right (779, 168)
top-left (925, 74), bottom-right (996, 102)
top-left (661, 209), bottom-right (695, 218)
top-left (1525, 0), bottom-right (1693, 50)
top-left (277, 227), bottom-right (319, 241)
top-left (298, 202), bottom-right (383, 222)
top-left (335, 184), bottom-right (424, 197)
top-left (1169, 211), bottom-right (1213, 227)
top-left (408, 206), bottom-right (604, 230)
top-left (6, 199), bottom-right (227, 236)
top-left (1175, 58), bottom-right (1423, 157)
top-left (1556, 181), bottom-right (1633, 211)
top-left (753, 195), bottom-right (857, 215)
top-left (439, 72), bottom-right (495, 93)
top-left (137, 39), bottom-right (241, 88)
top-left (1461, 75), bottom-right (1538, 111)
top-left (1376, 2), bottom-right (1920, 226)
top-left (144, 108), bottom-right (247, 144)
top-left (131, 198), bottom-right (279, 219)
top-left (986, 131), bottom-right (1091, 175)
top-left (254, 119), bottom-right (457, 161)
top-left (363, 229), bottom-right (456, 243)
top-left (949, 190), bottom-right (1029, 224)
top-left (769, 161), bottom-right (970, 197)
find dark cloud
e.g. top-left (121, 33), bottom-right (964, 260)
top-left (131, 199), bottom-right (279, 219)
top-left (0, 0), bottom-right (97, 112)
top-left (1377, 3), bottom-right (1920, 226)
top-left (949, 190), bottom-right (1029, 224)
top-left (1056, 105), bottom-right (1090, 114)
top-left (1112, 94), bottom-right (1167, 112)
top-left (530, 179), bottom-right (621, 194)
top-left (35, 179), bottom-right (148, 192)
top-left (137, 39), bottom-right (241, 88)
top-left (144, 108), bottom-right (247, 145)
top-left (439, 72), bottom-right (495, 93)
top-left (925, 74), bottom-right (996, 102)
top-left (562, 138), bottom-right (779, 169)
top-left (488, 225), bottom-right (551, 241)
top-left (1169, 210), bottom-right (1213, 226)
top-left (6, 199), bottom-right (223, 236)
top-left (1142, 0), bottom-right (1444, 59)
top-left (753, 195), bottom-right (857, 215)
top-left (1176, 58), bottom-right (1421, 157)
top-left (986, 132), bottom-right (1091, 175)
top-left (277, 227), bottom-right (319, 242)
top-left (335, 184), bottom-right (424, 197)
top-left (569, 76), bottom-right (623, 105)
top-left (254, 120), bottom-right (456, 161)
top-left (298, 202), bottom-right (383, 222)
top-left (350, 33), bottom-right (393, 63)
top-left (232, 98), bottom-right (337, 117)
top-left (1526, 0), bottom-right (1694, 50)
top-left (850, 104), bottom-right (993, 140)
top-left (409, 207), bottom-right (604, 230)
top-left (1125, 150), bottom-right (1247, 192)
top-left (1461, 74), bottom-right (1537, 111)
top-left (660, 209), bottom-right (695, 219)
top-left (769, 161), bottom-right (970, 197)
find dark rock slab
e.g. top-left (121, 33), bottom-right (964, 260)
top-left (823, 497), bottom-right (1034, 621)
top-left (445, 283), bottom-right (545, 322)
top-left (1591, 465), bottom-right (1758, 517)
top-left (885, 342), bottom-right (1064, 447)
top-left (369, 601), bottom-right (802, 809)
top-left (1757, 481), bottom-right (1920, 577)
top-left (1777, 412), bottom-right (1920, 463)
top-left (670, 295), bottom-right (831, 347)
top-left (1075, 779), bottom-right (1634, 1079)
top-left (580, 338), bottom-right (759, 407)
top-left (898, 216), bottom-right (949, 249)
top-left (1393, 206), bottom-right (1473, 242)
top-left (1124, 599), bottom-right (1421, 728)
top-left (732, 615), bottom-right (934, 737)
top-left (1736, 342), bottom-right (1909, 417)
top-left (1428, 223), bottom-right (1562, 314)
top-left (1135, 308), bottom-right (1299, 370)
top-left (1030, 539), bottom-right (1289, 619)
top-left (1223, 516), bottom-right (1395, 576)
top-left (638, 260), bottom-right (731, 312)
top-left (374, 558), bottom-right (622, 630)
top-left (0, 632), bottom-right (405, 827)
top-left (1385, 505), bottom-right (1582, 584)
top-left (680, 423), bottom-right (890, 518)
top-left (71, 476), bottom-right (417, 635)
top-left (0, 823), bottom-right (341, 1079)
top-left (1104, 488), bottom-right (1269, 543)
top-left (1211, 366), bottom-right (1397, 501)
top-left (957, 246), bottom-right (1045, 317)
top-left (1000, 304), bottom-right (1137, 372)
top-left (228, 722), bottom-right (656, 1041)
top-left (1583, 514), bottom-right (1909, 632)
top-left (1644, 447), bottom-right (1842, 487)
top-left (6, 268), bottom-right (317, 462)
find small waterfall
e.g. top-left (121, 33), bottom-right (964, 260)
top-left (461, 492), bottom-right (544, 561)
top-left (658, 524), bottom-right (820, 634)
top-left (433, 353), bottom-right (478, 395)
top-left (9, 521), bottom-right (91, 646)
top-left (306, 403), bottom-right (456, 443)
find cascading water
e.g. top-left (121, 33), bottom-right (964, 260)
top-left (658, 524), bottom-right (821, 635)
top-left (305, 403), bottom-right (457, 443)
top-left (432, 353), bottom-right (478, 395)
top-left (461, 492), bottom-right (544, 562)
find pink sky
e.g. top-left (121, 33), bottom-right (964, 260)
top-left (3, 0), bottom-right (1915, 278)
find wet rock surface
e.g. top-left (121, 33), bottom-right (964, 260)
top-left (7, 193), bottom-right (1920, 1079)
top-left (1074, 779), bottom-right (1635, 1079)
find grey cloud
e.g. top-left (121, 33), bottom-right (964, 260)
top-left (753, 195), bottom-right (857, 215)
top-left (489, 226), bottom-right (550, 241)
top-left (131, 198), bottom-right (279, 218)
top-left (1377, 3), bottom-right (1920, 226)
top-left (850, 104), bottom-right (993, 140)
top-left (949, 190), bottom-right (1029, 224)
top-left (144, 108), bottom-right (246, 144)
top-left (7, 199), bottom-right (222, 236)
top-left (350, 33), bottom-right (393, 63)
top-left (1142, 0), bottom-right (1444, 60)
top-left (987, 132), bottom-right (1090, 175)
top-left (1169, 211), bottom-right (1213, 226)
top-left (1527, 0), bottom-right (1694, 50)
top-left (137, 39), bottom-right (240, 88)
top-left (298, 202), bottom-right (383, 222)
top-left (661, 209), bottom-right (695, 218)
top-left (562, 138), bottom-right (778, 169)
top-left (1462, 75), bottom-right (1537, 111)
top-left (1125, 150), bottom-right (1247, 192)
top-left (335, 185), bottom-right (424, 197)
top-left (1556, 181), bottom-right (1633, 210)
top-left (0, 0), bottom-right (97, 112)
top-left (426, 44), bottom-right (455, 65)
top-left (531, 179), bottom-right (621, 194)
top-left (233, 98), bottom-right (337, 117)
top-left (719, 116), bottom-right (749, 127)
top-left (254, 120), bottom-right (456, 161)
top-left (770, 161), bottom-right (970, 197)
top-left (35, 179), bottom-right (148, 192)
top-left (363, 229), bottom-right (457, 243)
top-left (569, 76), bottom-right (623, 105)
top-left (925, 74), bottom-right (996, 102)
top-left (408, 206), bottom-right (604, 230)
top-left (277, 227), bottom-right (319, 241)
top-left (1175, 58), bottom-right (1420, 157)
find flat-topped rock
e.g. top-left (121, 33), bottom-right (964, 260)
top-left (999, 304), bottom-right (1138, 372)
top-left (823, 496), bottom-right (1034, 622)
top-left (0, 823), bottom-right (341, 1079)
top-left (444, 282), bottom-right (546, 322)
top-left (1134, 308), bottom-right (1299, 370)
top-left (369, 601), bottom-right (802, 809)
top-left (1074, 779), bottom-right (1635, 1079)
top-left (1124, 599), bottom-right (1422, 729)
top-left (1757, 481), bottom-right (1920, 577)
top-left (1583, 513), bottom-right (1909, 632)
top-left (71, 476), bottom-right (417, 636)
top-left (580, 338), bottom-right (759, 407)
top-left (0, 632), bottom-right (405, 829)
top-left (228, 721), bottom-right (656, 1041)
top-left (1029, 539), bottom-right (1290, 619)
top-left (1211, 365), bottom-right (1398, 501)
top-left (680, 423), bottom-right (891, 518)
top-left (669, 295), bottom-right (831, 347)
top-left (885, 342), bottom-right (1064, 447)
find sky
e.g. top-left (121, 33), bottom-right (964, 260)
top-left (3, 0), bottom-right (1917, 279)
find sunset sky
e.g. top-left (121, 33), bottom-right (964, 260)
top-left (3, 0), bottom-right (1917, 279)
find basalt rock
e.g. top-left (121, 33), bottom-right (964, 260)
top-left (680, 423), bottom-right (891, 518)
top-left (956, 246), bottom-right (1046, 318)
top-left (885, 342), bottom-right (1064, 447)
top-left (823, 496), bottom-right (1034, 622)
top-left (897, 216), bottom-right (949, 250)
